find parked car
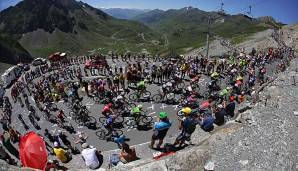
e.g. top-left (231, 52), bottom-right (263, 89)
top-left (32, 58), bottom-right (47, 66)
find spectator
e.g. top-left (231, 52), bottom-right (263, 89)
top-left (81, 143), bottom-right (101, 170)
top-left (0, 131), bottom-right (19, 159)
top-left (74, 132), bottom-right (88, 145)
top-left (53, 142), bottom-right (70, 163)
top-left (173, 113), bottom-right (199, 147)
top-left (214, 104), bottom-right (226, 126)
top-left (119, 143), bottom-right (137, 164)
top-left (225, 98), bottom-right (236, 118)
top-left (198, 113), bottom-right (214, 132)
top-left (0, 144), bottom-right (16, 165)
top-left (149, 112), bottom-right (172, 149)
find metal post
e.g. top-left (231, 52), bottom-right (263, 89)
top-left (206, 15), bottom-right (211, 59)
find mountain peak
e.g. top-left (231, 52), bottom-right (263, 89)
top-left (0, 0), bottom-right (109, 34)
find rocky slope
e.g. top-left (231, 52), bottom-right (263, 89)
top-left (185, 23), bottom-right (298, 57)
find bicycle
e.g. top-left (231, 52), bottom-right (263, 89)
top-left (125, 113), bottom-right (153, 127)
top-left (99, 113), bottom-right (124, 125)
top-left (75, 113), bottom-right (96, 126)
top-left (95, 128), bottom-right (123, 141)
top-left (128, 90), bottom-right (151, 101)
top-left (152, 92), bottom-right (176, 103)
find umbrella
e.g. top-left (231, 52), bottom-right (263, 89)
top-left (19, 131), bottom-right (48, 170)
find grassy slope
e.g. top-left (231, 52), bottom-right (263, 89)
top-left (134, 8), bottom-right (282, 55)
top-left (18, 7), bottom-right (165, 57)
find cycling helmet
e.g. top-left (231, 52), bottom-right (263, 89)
top-left (181, 107), bottom-right (192, 115)
top-left (137, 104), bottom-right (143, 109)
top-left (159, 112), bottom-right (168, 119)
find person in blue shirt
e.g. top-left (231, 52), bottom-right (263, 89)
top-left (149, 112), bottom-right (172, 149)
top-left (173, 113), bottom-right (199, 147)
top-left (198, 113), bottom-right (214, 132)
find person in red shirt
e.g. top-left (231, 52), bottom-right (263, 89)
top-left (102, 103), bottom-right (113, 117)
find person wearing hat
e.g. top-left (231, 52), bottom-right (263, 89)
top-left (214, 104), bottom-right (226, 126)
top-left (81, 143), bottom-right (101, 170)
top-left (173, 110), bottom-right (199, 147)
top-left (149, 112), bottom-right (172, 149)
top-left (53, 142), bottom-right (70, 163)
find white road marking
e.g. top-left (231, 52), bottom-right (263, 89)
top-left (173, 105), bottom-right (179, 110)
top-left (67, 117), bottom-right (72, 119)
top-left (160, 104), bottom-right (168, 109)
top-left (86, 106), bottom-right (91, 109)
top-left (147, 104), bottom-right (154, 110)
top-left (148, 112), bottom-right (156, 116)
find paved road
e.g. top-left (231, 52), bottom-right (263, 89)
top-left (1, 57), bottom-right (279, 153)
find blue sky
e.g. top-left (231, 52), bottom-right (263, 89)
top-left (0, 0), bottom-right (297, 24)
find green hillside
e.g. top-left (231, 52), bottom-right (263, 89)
top-left (133, 7), bottom-right (283, 54)
top-left (0, 33), bottom-right (33, 64)
top-left (0, 0), bottom-right (165, 58)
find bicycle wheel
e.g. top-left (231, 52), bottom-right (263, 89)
top-left (99, 117), bottom-right (107, 124)
top-left (142, 116), bottom-right (153, 124)
top-left (125, 118), bottom-right (136, 127)
top-left (93, 96), bottom-right (101, 103)
top-left (95, 129), bottom-right (107, 140)
top-left (152, 94), bottom-right (162, 102)
top-left (129, 93), bottom-right (138, 101)
top-left (114, 116), bottom-right (124, 124)
top-left (86, 116), bottom-right (96, 124)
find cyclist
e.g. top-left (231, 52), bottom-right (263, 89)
top-left (131, 105), bottom-right (143, 125)
top-left (102, 103), bottom-right (113, 117)
top-left (136, 80), bottom-right (146, 93)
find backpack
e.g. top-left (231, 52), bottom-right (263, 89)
top-left (163, 143), bottom-right (174, 153)
top-left (109, 153), bottom-right (120, 166)
top-left (184, 117), bottom-right (197, 134)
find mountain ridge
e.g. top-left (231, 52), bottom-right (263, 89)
top-left (101, 8), bottom-right (151, 19)
top-left (0, 0), bottom-right (164, 58)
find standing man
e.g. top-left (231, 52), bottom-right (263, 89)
top-left (173, 112), bottom-right (199, 147)
top-left (149, 112), bottom-right (172, 149)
